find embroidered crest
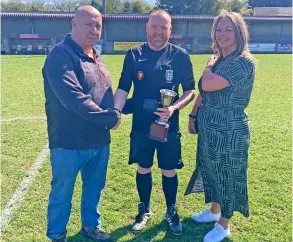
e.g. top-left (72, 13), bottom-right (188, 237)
top-left (137, 71), bottom-right (144, 80)
top-left (165, 70), bottom-right (173, 83)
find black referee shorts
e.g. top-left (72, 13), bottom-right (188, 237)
top-left (128, 131), bottom-right (184, 170)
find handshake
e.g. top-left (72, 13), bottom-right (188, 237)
top-left (109, 98), bottom-right (134, 131)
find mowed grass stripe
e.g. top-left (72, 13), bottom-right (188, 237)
top-left (1, 120), bottom-right (48, 211)
top-left (1, 56), bottom-right (46, 119)
top-left (1, 145), bottom-right (49, 235)
top-left (1, 54), bottom-right (292, 242)
top-left (1, 116), bottom-right (46, 122)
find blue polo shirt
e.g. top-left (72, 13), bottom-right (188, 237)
top-left (43, 34), bottom-right (118, 149)
top-left (118, 42), bottom-right (195, 134)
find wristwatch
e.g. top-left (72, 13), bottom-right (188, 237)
top-left (189, 113), bottom-right (197, 119)
top-left (204, 66), bottom-right (213, 71)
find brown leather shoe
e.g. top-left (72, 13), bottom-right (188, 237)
top-left (80, 227), bottom-right (112, 241)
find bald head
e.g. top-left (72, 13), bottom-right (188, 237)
top-left (146, 9), bottom-right (172, 50)
top-left (71, 5), bottom-right (102, 51)
top-left (148, 10), bottom-right (171, 25)
top-left (74, 5), bottom-right (101, 20)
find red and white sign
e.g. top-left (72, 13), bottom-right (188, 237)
top-left (20, 34), bottom-right (39, 39)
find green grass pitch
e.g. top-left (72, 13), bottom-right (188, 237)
top-left (1, 54), bottom-right (292, 241)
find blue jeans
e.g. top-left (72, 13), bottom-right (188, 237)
top-left (47, 146), bottom-right (110, 240)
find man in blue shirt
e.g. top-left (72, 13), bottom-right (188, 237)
top-left (114, 10), bottom-right (195, 235)
top-left (43, 5), bottom-right (119, 242)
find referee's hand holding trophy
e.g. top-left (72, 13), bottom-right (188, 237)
top-left (147, 88), bottom-right (177, 142)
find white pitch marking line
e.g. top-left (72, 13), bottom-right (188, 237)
top-left (1, 116), bottom-right (46, 122)
top-left (0, 144), bottom-right (49, 236)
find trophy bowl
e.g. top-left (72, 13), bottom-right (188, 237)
top-left (160, 89), bottom-right (177, 108)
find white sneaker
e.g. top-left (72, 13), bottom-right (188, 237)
top-left (191, 209), bottom-right (221, 223)
top-left (203, 223), bottom-right (231, 242)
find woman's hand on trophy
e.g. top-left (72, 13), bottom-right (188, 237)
top-left (155, 106), bottom-right (175, 122)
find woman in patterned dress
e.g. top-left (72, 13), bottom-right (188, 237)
top-left (185, 11), bottom-right (256, 242)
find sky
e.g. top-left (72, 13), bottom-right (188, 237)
top-left (142, 0), bottom-right (156, 6)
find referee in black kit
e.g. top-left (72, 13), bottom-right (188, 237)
top-left (114, 9), bottom-right (195, 235)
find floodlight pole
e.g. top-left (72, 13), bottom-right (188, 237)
top-left (102, 0), bottom-right (107, 50)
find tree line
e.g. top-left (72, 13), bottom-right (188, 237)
top-left (2, 0), bottom-right (152, 13)
top-left (2, 0), bottom-right (289, 15)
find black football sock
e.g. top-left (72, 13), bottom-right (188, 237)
top-left (162, 174), bottom-right (178, 208)
top-left (136, 171), bottom-right (152, 213)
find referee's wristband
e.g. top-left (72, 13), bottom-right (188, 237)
top-left (113, 108), bottom-right (121, 113)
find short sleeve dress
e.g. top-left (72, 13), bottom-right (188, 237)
top-left (185, 51), bottom-right (255, 219)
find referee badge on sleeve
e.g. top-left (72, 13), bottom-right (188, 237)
top-left (137, 71), bottom-right (144, 80)
top-left (165, 70), bottom-right (173, 83)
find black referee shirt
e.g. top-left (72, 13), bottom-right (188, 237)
top-left (118, 42), bottom-right (195, 134)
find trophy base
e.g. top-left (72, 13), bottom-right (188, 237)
top-left (147, 120), bottom-right (170, 142)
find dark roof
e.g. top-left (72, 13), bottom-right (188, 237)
top-left (1, 12), bottom-right (74, 19)
top-left (104, 14), bottom-right (292, 22)
top-left (1, 12), bottom-right (292, 22)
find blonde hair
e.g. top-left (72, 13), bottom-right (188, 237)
top-left (211, 10), bottom-right (254, 61)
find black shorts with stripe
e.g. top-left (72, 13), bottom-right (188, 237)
top-left (128, 131), bottom-right (184, 170)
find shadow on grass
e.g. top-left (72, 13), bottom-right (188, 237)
top-left (67, 218), bottom-right (233, 242)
